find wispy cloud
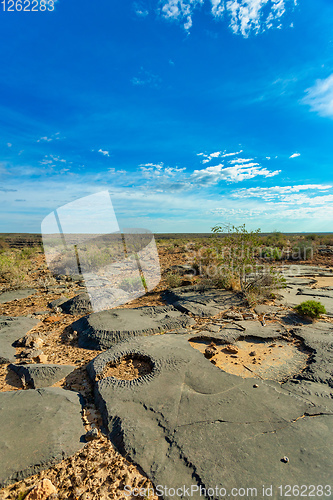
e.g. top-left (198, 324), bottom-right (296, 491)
top-left (98, 149), bottom-right (110, 156)
top-left (133, 1), bottom-right (149, 16)
top-left (158, 0), bottom-right (296, 34)
top-left (231, 184), bottom-right (332, 201)
top-left (289, 152), bottom-right (300, 158)
top-left (303, 74), bottom-right (333, 118)
top-left (131, 68), bottom-right (161, 87)
top-left (191, 163), bottom-right (280, 184)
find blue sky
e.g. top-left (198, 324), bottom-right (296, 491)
top-left (1, 0), bottom-right (333, 233)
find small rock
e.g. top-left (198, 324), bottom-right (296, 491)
top-left (249, 351), bottom-right (256, 357)
top-left (25, 479), bottom-right (57, 500)
top-left (85, 428), bottom-right (99, 442)
top-left (281, 456), bottom-right (289, 463)
top-left (25, 349), bottom-right (44, 360)
top-left (204, 342), bottom-right (218, 359)
top-left (224, 312), bottom-right (243, 321)
top-left (44, 315), bottom-right (62, 324)
top-left (36, 354), bottom-right (48, 363)
top-left (223, 345), bottom-right (239, 354)
top-left (253, 384), bottom-right (259, 388)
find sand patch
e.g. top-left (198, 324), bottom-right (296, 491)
top-left (189, 337), bottom-right (310, 382)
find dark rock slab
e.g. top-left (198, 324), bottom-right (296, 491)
top-left (165, 265), bottom-right (196, 275)
top-left (0, 316), bottom-right (39, 364)
top-left (254, 304), bottom-right (281, 316)
top-left (0, 289), bottom-right (37, 304)
top-left (163, 285), bottom-right (244, 317)
top-left (190, 321), bottom-right (289, 344)
top-left (282, 265), bottom-right (333, 277)
top-left (297, 287), bottom-right (333, 299)
top-left (9, 363), bottom-right (75, 388)
top-left (0, 387), bottom-right (85, 487)
top-left (73, 305), bottom-right (195, 350)
top-left (289, 322), bottom-right (333, 387)
top-left (48, 296), bottom-right (68, 310)
top-left (282, 380), bottom-right (333, 411)
top-left (88, 335), bottom-right (332, 499)
top-left (56, 292), bottom-right (93, 315)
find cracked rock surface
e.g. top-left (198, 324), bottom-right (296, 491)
top-left (72, 305), bottom-right (195, 350)
top-left (87, 334), bottom-right (333, 500)
top-left (163, 284), bottom-right (244, 317)
top-left (0, 387), bottom-right (85, 487)
top-left (0, 316), bottom-right (39, 364)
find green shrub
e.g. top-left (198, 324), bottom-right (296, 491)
top-left (164, 271), bottom-right (182, 288)
top-left (295, 300), bottom-right (326, 319)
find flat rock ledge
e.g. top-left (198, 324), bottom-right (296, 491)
top-left (87, 334), bottom-right (333, 500)
top-left (163, 284), bottom-right (244, 317)
top-left (72, 305), bottom-right (195, 350)
top-left (0, 316), bottom-right (39, 364)
top-left (0, 289), bottom-right (37, 304)
top-left (9, 363), bottom-right (76, 389)
top-left (0, 387), bottom-right (85, 487)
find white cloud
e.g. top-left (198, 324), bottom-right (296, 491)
top-left (37, 136), bottom-right (52, 142)
top-left (158, 0), bottom-right (295, 35)
top-left (7, 143), bottom-right (12, 148)
top-left (303, 74), bottom-right (333, 118)
top-left (229, 157), bottom-right (253, 164)
top-left (98, 149), bottom-right (110, 156)
top-left (232, 184), bottom-right (333, 201)
top-left (289, 153), bottom-right (300, 158)
top-left (133, 1), bottom-right (149, 16)
top-left (197, 149), bottom-right (243, 163)
top-left (191, 163), bottom-right (280, 184)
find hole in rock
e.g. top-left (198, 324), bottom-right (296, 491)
top-left (99, 354), bottom-right (154, 381)
top-left (189, 336), bottom-right (311, 382)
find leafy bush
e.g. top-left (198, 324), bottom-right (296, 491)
top-left (295, 300), bottom-right (326, 319)
top-left (291, 240), bottom-right (314, 260)
top-left (164, 271), bottom-right (182, 289)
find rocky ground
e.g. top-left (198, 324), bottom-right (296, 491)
top-left (0, 242), bottom-right (332, 499)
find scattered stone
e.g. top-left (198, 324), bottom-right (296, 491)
top-left (36, 354), bottom-right (48, 364)
top-left (249, 351), bottom-right (256, 356)
top-left (281, 456), bottom-right (289, 464)
top-left (85, 428), bottom-right (99, 442)
top-left (224, 311), bottom-right (244, 321)
top-left (165, 265), bottom-right (196, 276)
top-left (223, 344), bottom-right (239, 354)
top-left (0, 289), bottom-right (37, 304)
top-left (44, 315), bottom-right (62, 324)
top-left (0, 316), bottom-right (39, 364)
top-left (253, 384), bottom-right (259, 388)
top-left (48, 297), bottom-right (68, 310)
top-left (204, 342), bottom-right (218, 359)
top-left (25, 349), bottom-right (44, 360)
top-left (15, 332), bottom-right (47, 348)
top-left (163, 284), bottom-right (244, 317)
top-left (0, 387), bottom-right (85, 487)
top-left (32, 310), bottom-right (50, 316)
top-left (243, 312), bottom-right (257, 320)
top-left (25, 479), bottom-right (57, 500)
top-left (72, 305), bottom-right (195, 350)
